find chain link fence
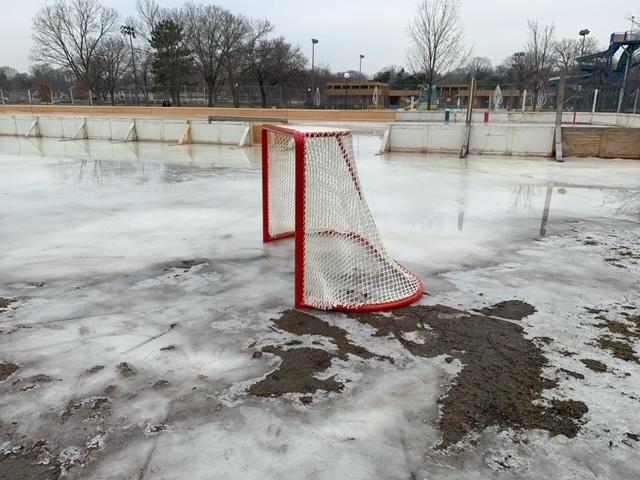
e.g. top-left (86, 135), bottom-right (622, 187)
top-left (1, 81), bottom-right (639, 113)
top-left (0, 84), bottom-right (338, 109)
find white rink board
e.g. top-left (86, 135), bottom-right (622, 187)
top-left (398, 111), bottom-right (640, 127)
top-left (0, 115), bottom-right (251, 145)
top-left (389, 122), bottom-right (555, 156)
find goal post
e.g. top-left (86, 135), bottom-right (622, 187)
top-left (262, 124), bottom-right (423, 312)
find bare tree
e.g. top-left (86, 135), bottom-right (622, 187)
top-left (31, 0), bottom-right (118, 92)
top-left (183, 3), bottom-right (228, 107)
top-left (217, 13), bottom-right (272, 108)
top-left (99, 37), bottom-right (129, 105)
top-left (135, 0), bottom-right (166, 42)
top-left (407, 0), bottom-right (468, 106)
top-left (554, 37), bottom-right (599, 74)
top-left (466, 56), bottom-right (493, 81)
top-left (120, 0), bottom-right (174, 104)
top-left (524, 20), bottom-right (556, 110)
top-left (248, 37), bottom-right (306, 108)
top-left (135, 52), bottom-right (155, 104)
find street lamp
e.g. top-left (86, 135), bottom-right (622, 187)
top-left (359, 55), bottom-right (365, 108)
top-left (311, 38), bottom-right (319, 96)
top-left (513, 51), bottom-right (526, 100)
top-left (121, 25), bottom-right (140, 106)
top-left (343, 72), bottom-right (350, 109)
top-left (579, 29), bottom-right (590, 56)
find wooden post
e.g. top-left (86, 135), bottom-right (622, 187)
top-left (25, 117), bottom-right (40, 138)
top-left (592, 89), bottom-right (599, 114)
top-left (554, 73), bottom-right (566, 162)
top-left (634, 88), bottom-right (639, 115)
top-left (123, 120), bottom-right (137, 142)
top-left (379, 125), bottom-right (391, 154)
top-left (177, 121), bottom-right (192, 145)
top-left (521, 89), bottom-right (527, 112)
top-left (459, 76), bottom-right (475, 158)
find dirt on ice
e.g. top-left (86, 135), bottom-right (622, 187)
top-left (248, 303), bottom-right (588, 447)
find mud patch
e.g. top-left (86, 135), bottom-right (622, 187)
top-left (595, 315), bottom-right (640, 340)
top-left (249, 303), bottom-right (587, 447)
top-left (152, 380), bottom-right (170, 389)
top-left (595, 336), bottom-right (639, 363)
top-left (116, 362), bottom-right (136, 377)
top-left (61, 397), bottom-right (110, 423)
top-left (12, 374), bottom-right (59, 391)
top-left (0, 297), bottom-right (15, 312)
top-left (248, 310), bottom-right (391, 399)
top-left (558, 368), bottom-right (585, 380)
top-left (248, 346), bottom-right (342, 397)
top-left (353, 304), bottom-right (587, 447)
top-left (0, 440), bottom-right (61, 480)
top-left (477, 300), bottom-right (537, 321)
top-left (580, 358), bottom-right (608, 372)
top-left (274, 310), bottom-right (388, 361)
top-left (163, 259), bottom-right (208, 273)
top-left (0, 362), bottom-right (19, 381)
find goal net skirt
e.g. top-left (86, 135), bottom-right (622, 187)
top-left (262, 124), bottom-right (423, 312)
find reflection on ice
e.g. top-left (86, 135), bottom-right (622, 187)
top-left (0, 136), bottom-right (259, 170)
top-left (1, 134), bottom-right (640, 479)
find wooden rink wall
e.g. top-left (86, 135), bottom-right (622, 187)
top-left (562, 128), bottom-right (640, 159)
top-left (0, 105), bottom-right (396, 123)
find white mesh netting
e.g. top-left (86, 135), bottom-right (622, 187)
top-left (265, 127), bottom-right (422, 311)
top-left (266, 131), bottom-right (296, 239)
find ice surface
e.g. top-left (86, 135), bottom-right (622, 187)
top-left (1, 135), bottom-right (639, 479)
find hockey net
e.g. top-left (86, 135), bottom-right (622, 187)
top-left (262, 125), bottom-right (423, 312)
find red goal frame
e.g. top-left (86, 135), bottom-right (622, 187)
top-left (261, 124), bottom-right (424, 312)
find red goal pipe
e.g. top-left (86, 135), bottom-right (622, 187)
top-left (261, 127), bottom-right (271, 243)
top-left (293, 130), bottom-right (306, 309)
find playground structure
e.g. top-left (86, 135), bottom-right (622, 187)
top-left (413, 84), bottom-right (439, 111)
top-left (562, 30), bottom-right (640, 111)
top-left (578, 31), bottom-right (640, 85)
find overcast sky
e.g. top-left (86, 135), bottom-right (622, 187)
top-left (1, 0), bottom-right (637, 74)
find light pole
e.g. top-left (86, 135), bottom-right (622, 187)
top-left (579, 29), bottom-right (590, 56)
top-left (359, 55), bottom-right (365, 108)
top-left (121, 25), bottom-right (140, 106)
top-left (343, 72), bottom-right (350, 109)
top-left (513, 51), bottom-right (526, 106)
top-left (311, 38), bottom-right (319, 103)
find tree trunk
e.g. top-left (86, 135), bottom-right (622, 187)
top-left (259, 81), bottom-right (267, 108)
top-left (207, 82), bottom-right (214, 107)
top-left (109, 85), bottom-right (116, 106)
top-left (232, 86), bottom-right (240, 108)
